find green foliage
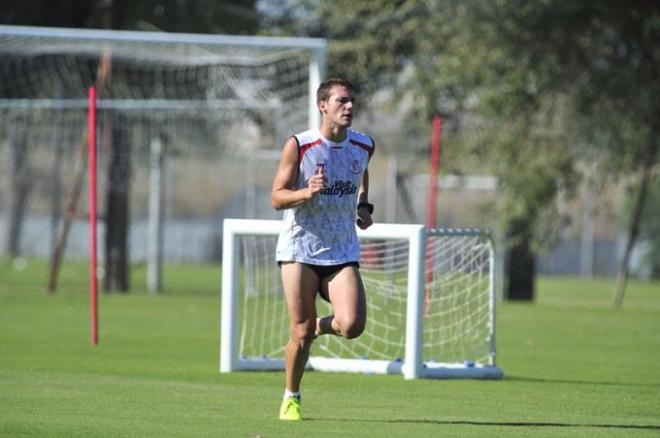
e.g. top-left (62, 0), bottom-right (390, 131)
top-left (262, 1), bottom-right (660, 250)
top-left (0, 0), bottom-right (95, 27)
top-left (114, 0), bottom-right (259, 34)
top-left (262, 0), bottom-right (424, 98)
top-left (0, 0), bottom-right (260, 34)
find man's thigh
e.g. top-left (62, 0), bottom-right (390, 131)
top-left (280, 262), bottom-right (319, 323)
top-left (324, 265), bottom-right (366, 321)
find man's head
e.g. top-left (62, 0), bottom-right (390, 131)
top-left (317, 78), bottom-right (354, 103)
top-left (317, 78), bottom-right (355, 128)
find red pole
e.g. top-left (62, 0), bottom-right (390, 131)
top-left (424, 116), bottom-right (442, 315)
top-left (88, 86), bottom-right (99, 346)
top-left (427, 115), bottom-right (442, 229)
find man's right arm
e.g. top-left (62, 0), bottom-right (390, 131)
top-left (271, 137), bottom-right (325, 210)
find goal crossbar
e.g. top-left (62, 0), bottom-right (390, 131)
top-left (0, 24), bottom-right (326, 51)
top-left (0, 24), bottom-right (326, 130)
top-left (220, 219), bottom-right (502, 380)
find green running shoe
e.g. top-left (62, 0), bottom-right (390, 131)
top-left (279, 396), bottom-right (302, 421)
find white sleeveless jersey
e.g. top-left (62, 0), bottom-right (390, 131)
top-left (276, 128), bottom-right (375, 265)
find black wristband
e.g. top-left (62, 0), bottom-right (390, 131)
top-left (357, 202), bottom-right (374, 215)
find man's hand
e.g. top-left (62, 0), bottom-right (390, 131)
top-left (306, 165), bottom-right (326, 199)
top-left (356, 204), bottom-right (373, 229)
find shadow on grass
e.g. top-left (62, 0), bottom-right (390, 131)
top-left (505, 374), bottom-right (660, 388)
top-left (307, 417), bottom-right (660, 431)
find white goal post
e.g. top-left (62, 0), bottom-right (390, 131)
top-left (220, 219), bottom-right (503, 380)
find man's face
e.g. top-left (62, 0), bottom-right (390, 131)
top-left (319, 85), bottom-right (355, 128)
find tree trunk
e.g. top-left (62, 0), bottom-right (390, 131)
top-left (103, 113), bottom-right (131, 293)
top-left (50, 88), bottom-right (65, 255)
top-left (5, 114), bottom-right (30, 256)
top-left (505, 216), bottom-right (536, 301)
top-left (613, 141), bottom-right (658, 307)
top-left (46, 48), bottom-right (113, 293)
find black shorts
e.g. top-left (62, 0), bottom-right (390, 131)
top-left (278, 261), bottom-right (360, 302)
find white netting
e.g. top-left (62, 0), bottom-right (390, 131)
top-left (236, 228), bottom-right (494, 367)
top-left (422, 231), bottom-right (493, 365)
top-left (0, 26), bottom-right (320, 265)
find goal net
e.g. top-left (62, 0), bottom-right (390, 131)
top-left (0, 25), bottom-right (324, 274)
top-left (221, 219), bottom-right (502, 379)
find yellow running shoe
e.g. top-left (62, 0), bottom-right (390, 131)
top-left (279, 396), bottom-right (302, 421)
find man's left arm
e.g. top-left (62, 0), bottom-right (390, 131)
top-left (356, 169), bottom-right (373, 229)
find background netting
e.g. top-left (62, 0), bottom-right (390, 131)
top-left (0, 28), bottom-right (314, 271)
top-left (237, 229), bottom-right (494, 366)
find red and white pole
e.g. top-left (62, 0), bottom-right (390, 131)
top-left (88, 86), bottom-right (99, 346)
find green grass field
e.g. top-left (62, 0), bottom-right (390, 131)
top-left (1, 258), bottom-right (659, 437)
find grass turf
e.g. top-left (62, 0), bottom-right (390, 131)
top-left (1, 258), bottom-right (659, 437)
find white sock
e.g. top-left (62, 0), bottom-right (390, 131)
top-left (283, 389), bottom-right (301, 401)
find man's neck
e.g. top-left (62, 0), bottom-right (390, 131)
top-left (319, 124), bottom-right (347, 143)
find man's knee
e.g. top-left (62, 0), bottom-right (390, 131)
top-left (335, 316), bottom-right (365, 339)
top-left (290, 320), bottom-right (316, 345)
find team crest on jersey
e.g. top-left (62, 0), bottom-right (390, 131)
top-left (351, 160), bottom-right (362, 174)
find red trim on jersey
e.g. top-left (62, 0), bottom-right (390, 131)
top-left (298, 138), bottom-right (323, 161)
top-left (349, 139), bottom-right (374, 158)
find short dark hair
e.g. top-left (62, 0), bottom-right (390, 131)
top-left (317, 78), bottom-right (354, 103)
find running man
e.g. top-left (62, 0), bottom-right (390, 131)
top-left (271, 78), bottom-right (375, 420)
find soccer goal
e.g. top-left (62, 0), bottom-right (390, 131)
top-left (0, 25), bottom-right (325, 290)
top-left (220, 219), bottom-right (502, 379)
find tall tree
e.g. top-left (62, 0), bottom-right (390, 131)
top-left (262, 0), bottom-right (660, 303)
